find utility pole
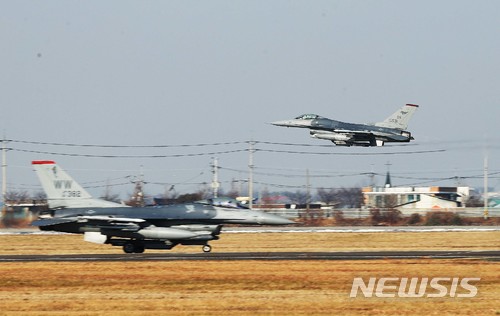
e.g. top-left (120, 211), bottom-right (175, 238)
top-left (131, 165), bottom-right (145, 207)
top-left (369, 164), bottom-right (375, 187)
top-left (306, 168), bottom-right (311, 212)
top-left (211, 157), bottom-right (219, 198)
top-left (1, 136), bottom-right (6, 206)
top-left (484, 154), bottom-right (489, 220)
top-left (384, 161), bottom-right (392, 188)
top-left (248, 140), bottom-right (255, 209)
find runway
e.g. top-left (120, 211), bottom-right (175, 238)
top-left (0, 250), bottom-right (498, 262)
top-left (2, 225), bottom-right (499, 235)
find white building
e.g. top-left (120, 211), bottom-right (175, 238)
top-left (363, 186), bottom-right (470, 209)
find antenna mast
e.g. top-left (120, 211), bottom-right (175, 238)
top-left (248, 140), bottom-right (255, 209)
top-left (1, 135), bottom-right (6, 205)
top-left (484, 154), bottom-right (489, 220)
top-left (211, 157), bottom-right (219, 198)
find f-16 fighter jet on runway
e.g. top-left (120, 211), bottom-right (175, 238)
top-left (271, 104), bottom-right (419, 147)
top-left (31, 161), bottom-right (292, 253)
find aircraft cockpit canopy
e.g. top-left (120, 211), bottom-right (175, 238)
top-left (294, 114), bottom-right (322, 120)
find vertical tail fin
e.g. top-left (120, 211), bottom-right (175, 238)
top-left (32, 161), bottom-right (123, 208)
top-left (375, 104), bottom-right (419, 130)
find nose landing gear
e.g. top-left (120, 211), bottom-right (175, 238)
top-left (202, 244), bottom-right (212, 253)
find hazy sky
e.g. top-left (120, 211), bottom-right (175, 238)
top-left (1, 0), bottom-right (499, 199)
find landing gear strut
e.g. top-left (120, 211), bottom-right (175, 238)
top-left (202, 244), bottom-right (212, 253)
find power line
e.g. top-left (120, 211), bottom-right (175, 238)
top-left (220, 166), bottom-right (374, 178)
top-left (255, 148), bottom-right (447, 155)
top-left (8, 137), bottom-right (448, 158)
top-left (9, 139), bottom-right (247, 148)
top-left (4, 138), bottom-right (490, 195)
top-left (10, 148), bottom-right (248, 158)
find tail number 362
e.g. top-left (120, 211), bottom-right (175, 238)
top-left (62, 191), bottom-right (82, 197)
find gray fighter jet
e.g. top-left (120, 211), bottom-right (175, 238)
top-left (31, 161), bottom-right (293, 253)
top-left (271, 104), bottom-right (419, 147)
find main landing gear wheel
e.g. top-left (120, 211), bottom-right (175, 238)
top-left (134, 244), bottom-right (145, 253)
top-left (202, 244), bottom-right (212, 253)
top-left (123, 242), bottom-right (135, 254)
top-left (123, 242), bottom-right (145, 254)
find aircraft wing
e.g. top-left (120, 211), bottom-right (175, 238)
top-left (76, 216), bottom-right (147, 231)
top-left (335, 129), bottom-right (408, 141)
top-left (333, 130), bottom-right (376, 140)
top-left (32, 216), bottom-right (147, 232)
top-left (78, 216), bottom-right (146, 223)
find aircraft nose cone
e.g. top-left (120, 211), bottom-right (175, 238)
top-left (270, 119), bottom-right (312, 128)
top-left (259, 213), bottom-right (294, 225)
top-left (270, 120), bottom-right (289, 127)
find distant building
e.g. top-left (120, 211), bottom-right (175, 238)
top-left (362, 186), bottom-right (470, 209)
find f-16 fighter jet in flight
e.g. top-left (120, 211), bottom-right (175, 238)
top-left (271, 104), bottom-right (419, 147)
top-left (31, 161), bottom-right (292, 253)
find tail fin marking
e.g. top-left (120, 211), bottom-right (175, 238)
top-left (374, 104), bottom-right (419, 130)
top-left (32, 160), bottom-right (123, 209)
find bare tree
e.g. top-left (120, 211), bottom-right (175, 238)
top-left (316, 187), bottom-right (363, 208)
top-left (280, 190), bottom-right (305, 204)
top-left (100, 190), bottom-right (121, 204)
top-left (176, 192), bottom-right (203, 203)
top-left (335, 188), bottom-right (363, 208)
top-left (463, 192), bottom-right (483, 207)
top-left (225, 188), bottom-right (240, 199)
top-left (259, 187), bottom-right (274, 205)
top-left (32, 191), bottom-right (47, 202)
top-left (160, 185), bottom-right (179, 200)
top-left (5, 190), bottom-right (30, 204)
top-left (317, 188), bottom-right (337, 206)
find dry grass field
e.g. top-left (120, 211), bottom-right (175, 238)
top-left (0, 231), bottom-right (499, 315)
top-left (1, 231), bottom-right (499, 255)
